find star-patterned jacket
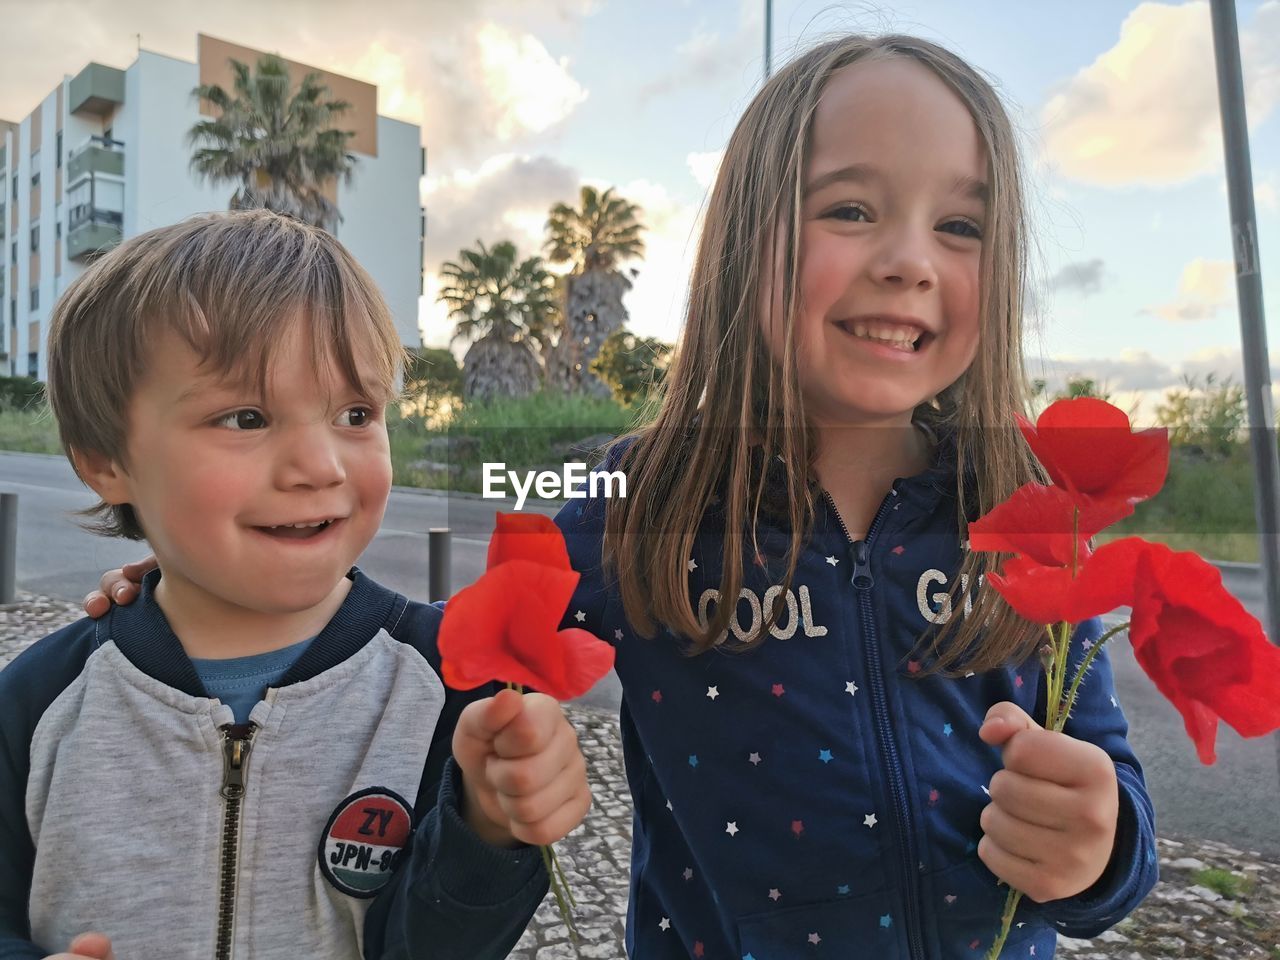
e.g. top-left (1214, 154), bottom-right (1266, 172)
top-left (556, 446), bottom-right (1158, 960)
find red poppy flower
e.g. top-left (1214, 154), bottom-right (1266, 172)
top-left (1017, 398), bottom-right (1169, 507)
top-left (1126, 543), bottom-right (1280, 764)
top-left (968, 483), bottom-right (1129, 565)
top-left (438, 513), bottom-right (615, 701)
top-left (984, 536), bottom-right (1148, 625)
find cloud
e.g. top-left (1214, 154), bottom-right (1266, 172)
top-left (0, 0), bottom-right (593, 165)
top-left (417, 152), bottom-right (583, 345)
top-left (686, 150), bottom-right (723, 191)
top-left (1255, 171), bottom-right (1278, 213)
top-left (1144, 258), bottom-right (1236, 321)
top-left (1027, 345), bottom-right (1280, 423)
top-left (1028, 349), bottom-right (1175, 392)
top-left (635, 15), bottom-right (759, 103)
top-left (1040, 1), bottom-right (1280, 187)
top-left (1047, 258), bottom-right (1105, 296)
top-left (612, 177), bottom-right (704, 344)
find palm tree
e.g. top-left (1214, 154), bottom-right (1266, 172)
top-left (438, 240), bottom-right (558, 400)
top-left (544, 186), bottom-right (645, 394)
top-left (188, 54), bottom-right (357, 232)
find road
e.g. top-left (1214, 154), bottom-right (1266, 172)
top-left (4, 450), bottom-right (1278, 856)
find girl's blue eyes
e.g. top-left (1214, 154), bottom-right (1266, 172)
top-left (214, 407), bottom-right (374, 430)
top-left (825, 204), bottom-right (982, 239)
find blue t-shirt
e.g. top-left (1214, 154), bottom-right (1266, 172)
top-left (191, 637), bottom-right (314, 722)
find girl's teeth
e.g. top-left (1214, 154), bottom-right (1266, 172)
top-left (849, 321), bottom-right (919, 349)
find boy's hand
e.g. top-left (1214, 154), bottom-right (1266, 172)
top-left (83, 557), bottom-right (157, 618)
top-left (977, 701), bottom-right (1119, 904)
top-left (45, 931), bottom-right (115, 959)
top-left (452, 688), bottom-right (591, 849)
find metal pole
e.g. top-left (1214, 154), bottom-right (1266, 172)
top-left (1210, 0), bottom-right (1279, 644)
top-left (0, 494), bottom-right (16, 605)
top-left (764, 0), bottom-right (773, 80)
top-left (1208, 0), bottom-right (1280, 790)
top-left (428, 528), bottom-right (451, 602)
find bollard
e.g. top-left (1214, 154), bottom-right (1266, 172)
top-left (428, 528), bottom-right (451, 603)
top-left (0, 493), bottom-right (15, 605)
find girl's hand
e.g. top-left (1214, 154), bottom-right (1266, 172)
top-left (452, 689), bottom-right (592, 849)
top-left (976, 701), bottom-right (1120, 904)
top-left (82, 557), bottom-right (158, 618)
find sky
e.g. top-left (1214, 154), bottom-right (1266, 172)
top-left (2, 0), bottom-right (1278, 419)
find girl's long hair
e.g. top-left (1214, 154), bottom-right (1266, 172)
top-left (604, 34), bottom-right (1043, 673)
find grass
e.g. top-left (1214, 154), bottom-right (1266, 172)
top-left (0, 405), bottom-right (62, 455)
top-left (1100, 446), bottom-right (1260, 563)
top-left (0, 398), bottom-right (1268, 561)
top-left (388, 390), bottom-right (642, 492)
top-left (1191, 866), bottom-right (1255, 900)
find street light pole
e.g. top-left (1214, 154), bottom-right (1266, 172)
top-left (764, 0), bottom-right (773, 81)
top-left (1207, 0), bottom-right (1280, 787)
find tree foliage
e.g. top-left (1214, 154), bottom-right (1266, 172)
top-left (1155, 374), bottom-right (1247, 459)
top-left (591, 330), bottom-right (672, 406)
top-left (188, 54), bottom-right (357, 231)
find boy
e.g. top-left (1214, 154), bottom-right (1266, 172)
top-left (0, 210), bottom-right (590, 960)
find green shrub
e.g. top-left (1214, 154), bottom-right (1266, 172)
top-left (0, 376), bottom-right (45, 411)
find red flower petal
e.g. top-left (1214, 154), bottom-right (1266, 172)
top-left (438, 558), bottom-right (614, 700)
top-left (1019, 399), bottom-right (1169, 505)
top-left (486, 512), bottom-right (572, 571)
top-left (969, 484), bottom-right (1120, 566)
top-left (1126, 544), bottom-right (1280, 764)
top-left (987, 556), bottom-right (1077, 623)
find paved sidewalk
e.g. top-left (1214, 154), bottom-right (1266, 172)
top-left (4, 594), bottom-right (1279, 959)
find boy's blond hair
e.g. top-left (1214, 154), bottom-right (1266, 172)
top-left (46, 209), bottom-right (406, 540)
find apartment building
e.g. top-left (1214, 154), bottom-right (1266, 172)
top-left (1, 34), bottom-right (426, 379)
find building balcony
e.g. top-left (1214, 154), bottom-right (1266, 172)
top-left (69, 64), bottom-right (125, 118)
top-left (67, 138), bottom-right (125, 185)
top-left (67, 206), bottom-right (122, 260)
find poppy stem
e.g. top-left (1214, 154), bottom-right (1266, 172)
top-left (984, 887), bottom-right (1023, 960)
top-left (1055, 620), bottom-right (1129, 732)
top-left (540, 843), bottom-right (579, 940)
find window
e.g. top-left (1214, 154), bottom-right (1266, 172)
top-left (56, 131), bottom-right (63, 168)
top-left (29, 287), bottom-right (38, 311)
top-left (30, 224), bottom-right (38, 253)
top-left (9, 241), bottom-right (14, 265)
top-left (30, 149), bottom-right (40, 188)
top-left (56, 220), bottom-right (61, 241)
top-left (27, 352), bottom-right (36, 377)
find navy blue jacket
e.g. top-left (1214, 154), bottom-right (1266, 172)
top-left (556, 450), bottom-right (1158, 959)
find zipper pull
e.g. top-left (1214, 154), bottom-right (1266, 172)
top-left (851, 540), bottom-right (874, 591)
top-left (220, 724), bottom-right (257, 800)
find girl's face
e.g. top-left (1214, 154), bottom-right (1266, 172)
top-left (763, 57), bottom-right (987, 427)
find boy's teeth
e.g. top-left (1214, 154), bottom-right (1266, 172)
top-left (269, 521), bottom-right (329, 529)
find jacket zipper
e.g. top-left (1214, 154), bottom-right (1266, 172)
top-left (215, 723), bottom-right (257, 960)
top-left (827, 489), bottom-right (927, 960)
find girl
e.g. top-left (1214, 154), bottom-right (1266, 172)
top-left (90, 33), bottom-right (1157, 959)
top-left (555, 34), bottom-right (1156, 959)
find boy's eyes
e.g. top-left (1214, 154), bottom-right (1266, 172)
top-left (215, 409), bottom-right (266, 431)
top-left (337, 407), bottom-right (374, 427)
top-left (212, 406), bottom-right (376, 430)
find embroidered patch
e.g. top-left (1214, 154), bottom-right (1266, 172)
top-left (318, 787), bottom-right (414, 898)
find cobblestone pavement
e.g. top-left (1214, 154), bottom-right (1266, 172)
top-left (4, 594), bottom-right (1278, 958)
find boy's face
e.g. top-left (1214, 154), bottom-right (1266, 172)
top-left (93, 320), bottom-right (392, 623)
